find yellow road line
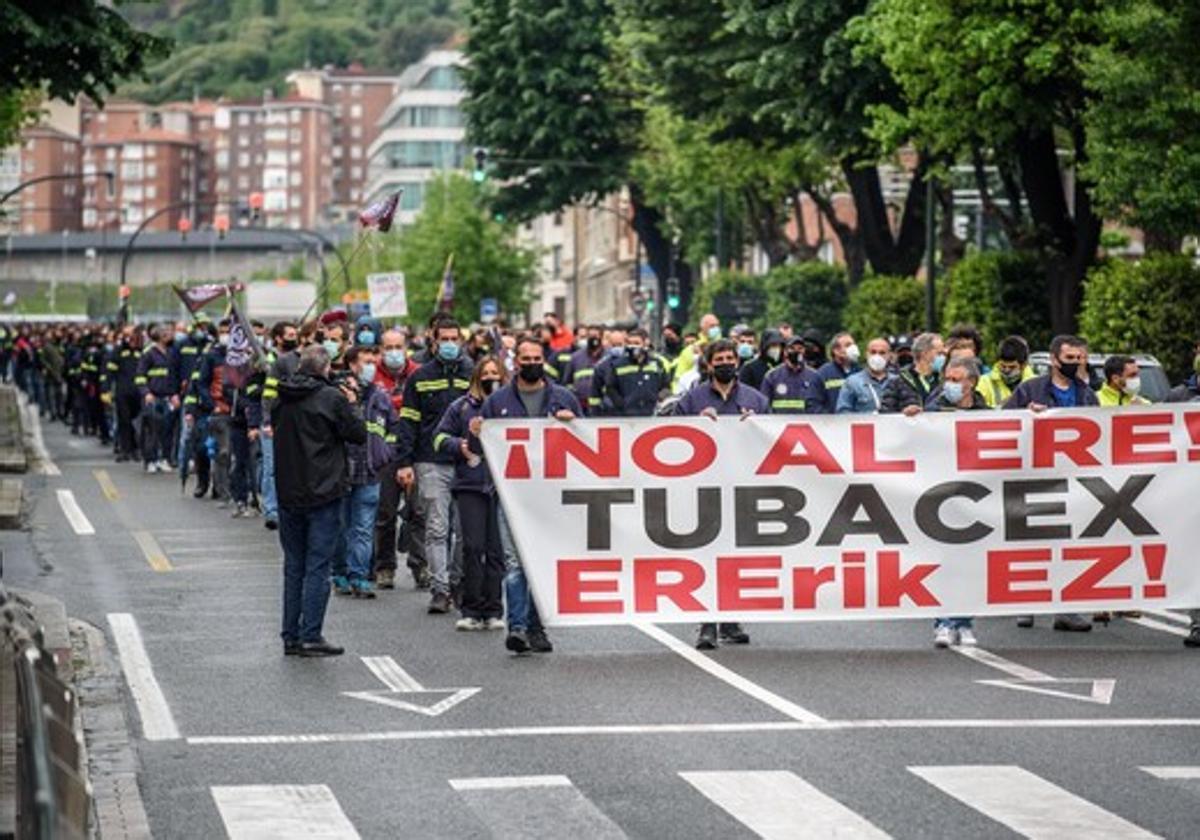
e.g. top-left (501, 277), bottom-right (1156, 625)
top-left (132, 530), bottom-right (172, 572)
top-left (93, 469), bottom-right (120, 501)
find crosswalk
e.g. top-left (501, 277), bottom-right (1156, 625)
top-left (211, 765), bottom-right (1198, 838)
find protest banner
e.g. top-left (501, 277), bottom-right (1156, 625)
top-left (481, 408), bottom-right (1200, 626)
top-left (367, 272), bottom-right (408, 318)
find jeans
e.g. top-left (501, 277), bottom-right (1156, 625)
top-left (279, 498), bottom-right (341, 644)
top-left (140, 398), bottom-right (175, 464)
top-left (499, 505), bottom-right (542, 633)
top-left (259, 433), bottom-right (278, 521)
top-left (455, 491), bottom-right (504, 620)
top-left (341, 482), bottom-right (381, 582)
top-left (208, 414), bottom-right (232, 500)
top-left (230, 425), bottom-right (251, 505)
top-left (415, 462), bottom-right (455, 595)
top-left (934, 617), bottom-right (973, 630)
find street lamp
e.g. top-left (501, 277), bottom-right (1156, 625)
top-left (0, 170), bottom-right (115, 207)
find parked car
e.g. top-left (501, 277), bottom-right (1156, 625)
top-left (1028, 352), bottom-right (1171, 402)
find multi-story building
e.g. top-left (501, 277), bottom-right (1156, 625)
top-left (364, 49), bottom-right (467, 225)
top-left (1, 126), bottom-right (83, 235)
top-left (286, 64), bottom-right (401, 221)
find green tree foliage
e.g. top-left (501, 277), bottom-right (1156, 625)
top-left (348, 175), bottom-right (537, 327)
top-left (842, 275), bottom-right (925, 342)
top-left (1082, 0), bottom-right (1200, 250)
top-left (689, 271), bottom-right (768, 332)
top-left (942, 252), bottom-right (1053, 357)
top-left (764, 263), bottom-right (849, 343)
top-left (0, 1), bottom-right (167, 145)
top-left (1080, 256), bottom-right (1200, 382)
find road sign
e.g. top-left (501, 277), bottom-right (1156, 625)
top-left (630, 289), bottom-right (647, 316)
top-left (366, 272), bottom-right (408, 318)
top-left (480, 297), bottom-right (498, 324)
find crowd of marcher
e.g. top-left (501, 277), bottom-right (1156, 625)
top-left (3, 307), bottom-right (1198, 656)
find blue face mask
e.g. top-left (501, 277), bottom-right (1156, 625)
top-left (707, 326), bottom-right (722, 341)
top-left (737, 343), bottom-right (755, 360)
top-left (104, 342), bottom-right (115, 353)
top-left (358, 363), bottom-right (376, 385)
top-left (609, 346), bottom-right (625, 361)
top-left (932, 355), bottom-right (946, 374)
top-left (174, 331), bottom-right (187, 344)
top-left (358, 330), bottom-right (376, 346)
top-left (438, 341), bottom-right (460, 362)
top-left (322, 339), bottom-right (340, 360)
top-left (383, 349), bottom-right (406, 370)
top-left (942, 381), bottom-right (964, 404)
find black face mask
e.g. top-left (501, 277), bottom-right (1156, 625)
top-left (712, 363), bottom-right (737, 384)
top-left (482, 378), bottom-right (501, 395)
top-left (805, 349), bottom-right (822, 364)
top-left (280, 339), bottom-right (298, 352)
top-left (518, 363), bottom-right (544, 384)
top-left (664, 336), bottom-right (681, 353)
top-left (1058, 360), bottom-right (1081, 380)
top-left (785, 351), bottom-right (803, 367)
top-left (587, 337), bottom-right (601, 351)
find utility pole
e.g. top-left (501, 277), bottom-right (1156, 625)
top-left (924, 177), bottom-right (937, 332)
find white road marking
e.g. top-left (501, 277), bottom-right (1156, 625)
top-left (1141, 766), bottom-right (1200, 779)
top-left (910, 765), bottom-right (1159, 839)
top-left (449, 774), bottom-right (627, 839)
top-left (56, 489), bottom-right (94, 535)
top-left (954, 647), bottom-right (1048, 681)
top-left (450, 775), bottom-right (572, 791)
top-left (1127, 616), bottom-right (1190, 638)
top-left (211, 784), bottom-right (360, 839)
top-left (107, 613), bottom-right (180, 741)
top-left (186, 717), bottom-right (1200, 747)
top-left (633, 622), bottom-right (825, 723)
top-left (954, 646), bottom-right (1115, 705)
top-left (681, 770), bottom-right (890, 839)
top-left (344, 656), bottom-right (480, 716)
top-left (362, 655), bottom-right (424, 692)
top-left (1142, 610), bottom-right (1190, 627)
top-left (19, 392), bottom-right (60, 475)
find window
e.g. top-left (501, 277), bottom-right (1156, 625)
top-left (289, 194), bottom-right (301, 209)
top-left (264, 168), bottom-right (287, 189)
top-left (396, 106), bottom-right (464, 128)
top-left (417, 66), bottom-right (461, 91)
top-left (333, 145), bottom-right (343, 159)
top-left (289, 150), bottom-right (301, 165)
top-left (238, 113), bottom-right (250, 126)
top-left (382, 140), bottom-right (466, 169)
top-left (554, 212), bottom-right (563, 227)
top-left (290, 109), bottom-right (301, 123)
top-left (350, 103), bottom-right (362, 119)
top-left (264, 190), bottom-right (286, 211)
top-left (289, 171), bottom-right (301, 187)
top-left (266, 150), bottom-right (288, 167)
top-left (289, 129), bottom-right (301, 143)
top-left (120, 162), bottom-right (142, 180)
top-left (350, 165), bottom-right (362, 180)
top-left (265, 128), bottom-right (288, 143)
top-left (216, 178), bottom-right (229, 194)
top-left (215, 150), bottom-right (229, 169)
top-left (145, 163), bottom-right (157, 178)
top-left (82, 208), bottom-right (97, 227)
top-left (237, 175), bottom-right (249, 190)
top-left (289, 214), bottom-right (302, 228)
top-left (106, 148), bottom-right (116, 160)
top-left (122, 144), bottom-right (143, 160)
top-left (238, 134), bottom-right (250, 147)
top-left (552, 245), bottom-right (563, 277)
top-left (350, 124), bottom-right (362, 140)
top-left (351, 84), bottom-right (362, 96)
top-left (332, 84), bottom-right (344, 95)
top-left (146, 184), bottom-right (157, 200)
top-left (145, 145), bottom-right (156, 158)
top-left (238, 152), bottom-right (249, 168)
top-left (23, 159), bottom-right (34, 174)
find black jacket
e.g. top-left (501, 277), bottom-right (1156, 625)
top-left (395, 356), bottom-right (473, 467)
top-left (880, 366), bottom-right (939, 414)
top-left (271, 373), bottom-right (367, 509)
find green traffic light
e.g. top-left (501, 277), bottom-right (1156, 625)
top-left (667, 295), bottom-right (681, 308)
top-left (473, 169), bottom-right (487, 183)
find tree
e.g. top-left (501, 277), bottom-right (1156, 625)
top-left (942, 252), bottom-right (1052, 355)
top-left (348, 175), bottom-right (538, 326)
top-left (1082, 0), bottom-right (1200, 251)
top-left (858, 0), bottom-right (1103, 333)
top-left (842, 275), bottom-right (925, 342)
top-left (764, 262), bottom-right (849, 342)
top-left (0, 1), bottom-right (167, 145)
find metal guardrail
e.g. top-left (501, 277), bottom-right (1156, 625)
top-left (0, 583), bottom-right (90, 840)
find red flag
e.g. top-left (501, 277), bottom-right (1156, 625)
top-left (173, 283), bottom-right (244, 313)
top-left (359, 190), bottom-right (403, 233)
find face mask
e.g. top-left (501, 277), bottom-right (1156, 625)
top-left (805, 349), bottom-right (822, 364)
top-left (219, 334), bottom-right (230, 347)
top-left (629, 346), bottom-right (647, 363)
top-left (867, 353), bottom-right (888, 373)
top-left (664, 337), bottom-right (681, 354)
top-left (845, 344), bottom-right (861, 364)
top-left (358, 330), bottom-right (376, 346)
top-left (174, 331), bottom-right (187, 344)
top-left (438, 341), bottom-right (460, 362)
top-left (608, 346), bottom-right (625, 361)
top-left (322, 339), bottom-right (340, 359)
top-left (105, 342), bottom-right (115, 353)
top-left (706, 326), bottom-right (722, 341)
top-left (737, 343), bottom-right (755, 361)
top-left (358, 363), bottom-right (376, 384)
top-left (1058, 360), bottom-right (1080, 380)
top-left (1123, 376), bottom-right (1141, 397)
top-left (482, 378), bottom-right (501, 395)
top-left (785, 350), bottom-right (803, 366)
top-left (943, 381), bottom-right (965, 404)
top-left (383, 349), bottom-right (406, 369)
top-left (518, 362), bottom-right (544, 384)
top-left (280, 339), bottom-right (298, 352)
top-left (192, 330), bottom-right (205, 342)
top-left (577, 337), bottom-right (588, 350)
top-left (766, 346), bottom-right (782, 364)
top-left (931, 355), bottom-right (946, 374)
top-left (587, 336), bottom-right (601, 351)
top-left (712, 363), bottom-right (737, 384)
top-left (999, 367), bottom-right (1021, 386)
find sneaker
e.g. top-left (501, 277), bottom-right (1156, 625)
top-left (283, 640), bottom-right (301, 656)
top-left (332, 575), bottom-right (353, 596)
top-left (956, 628), bottom-right (978, 647)
top-left (158, 459), bottom-right (172, 472)
top-left (298, 639), bottom-right (344, 657)
top-left (232, 502), bottom-right (248, 518)
top-left (412, 567), bottom-right (432, 590)
top-left (144, 462), bottom-right (157, 474)
top-left (193, 482), bottom-right (210, 499)
top-left (1185, 626), bottom-right (1200, 648)
top-left (1053, 613), bottom-right (1093, 632)
top-left (528, 629), bottom-right (553, 653)
top-left (352, 579), bottom-right (376, 600)
top-left (718, 623), bottom-right (750, 645)
top-left (427, 592), bottom-right (451, 614)
top-left (376, 569), bottom-right (395, 589)
top-left (505, 630), bottom-right (531, 653)
top-left (484, 617), bottom-right (507, 631)
top-left (1016, 615), bottom-right (1034, 628)
top-left (455, 617), bottom-right (484, 631)
top-left (696, 623), bottom-right (718, 650)
top-left (934, 625), bottom-right (954, 648)
top-left (264, 518), bottom-right (279, 532)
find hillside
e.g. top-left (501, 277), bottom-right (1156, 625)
top-left (119, 0), bottom-right (463, 102)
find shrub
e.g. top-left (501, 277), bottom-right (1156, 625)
top-left (1079, 255), bottom-right (1200, 383)
top-left (942, 251), bottom-right (1052, 356)
top-left (688, 270), bottom-right (767, 332)
top-left (842, 275), bottom-right (927, 342)
top-left (763, 262), bottom-right (849, 344)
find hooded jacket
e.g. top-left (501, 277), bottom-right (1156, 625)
top-left (738, 330), bottom-right (783, 391)
top-left (271, 373), bottom-right (367, 509)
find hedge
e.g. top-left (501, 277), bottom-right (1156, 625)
top-left (942, 251), bottom-right (1052, 356)
top-left (763, 262), bottom-right (849, 343)
top-left (842, 275), bottom-right (927, 342)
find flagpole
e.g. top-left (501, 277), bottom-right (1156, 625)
top-left (300, 234), bottom-right (371, 324)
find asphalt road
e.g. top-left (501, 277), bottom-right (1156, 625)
top-left (5, 409), bottom-right (1200, 839)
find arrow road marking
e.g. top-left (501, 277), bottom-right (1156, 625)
top-left (342, 656), bottom-right (480, 717)
top-left (954, 646), bottom-right (1116, 705)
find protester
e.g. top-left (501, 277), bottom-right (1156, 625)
top-left (1097, 355), bottom-right (1148, 406)
top-left (597, 328), bottom-right (672, 417)
top-left (817, 332), bottom-right (860, 406)
top-left (977, 336), bottom-right (1033, 407)
top-left (836, 337), bottom-right (893, 414)
top-left (136, 324), bottom-right (181, 473)
top-left (373, 328), bottom-right (423, 589)
top-left (759, 335), bottom-right (829, 414)
top-left (673, 312), bottom-right (721, 393)
top-left (880, 332), bottom-right (943, 415)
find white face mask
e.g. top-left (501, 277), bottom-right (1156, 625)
top-left (845, 343), bottom-right (861, 364)
top-left (1123, 376), bottom-right (1141, 397)
top-left (867, 353), bottom-right (888, 373)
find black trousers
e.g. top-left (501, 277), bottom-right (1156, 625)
top-left (116, 392), bottom-right (140, 457)
top-left (454, 490), bottom-right (504, 620)
top-left (373, 460), bottom-right (426, 575)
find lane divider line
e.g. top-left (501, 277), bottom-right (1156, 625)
top-left (93, 469), bottom-right (120, 501)
top-left (56, 489), bottom-right (95, 535)
top-left (107, 613), bottom-right (181, 741)
top-left (131, 530), bottom-right (172, 572)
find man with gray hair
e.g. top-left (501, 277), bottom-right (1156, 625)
top-left (880, 332), bottom-right (944, 415)
top-left (272, 344), bottom-right (367, 657)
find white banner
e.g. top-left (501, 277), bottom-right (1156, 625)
top-left (367, 272), bottom-right (408, 318)
top-left (482, 407), bottom-right (1200, 626)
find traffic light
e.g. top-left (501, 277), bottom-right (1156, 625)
top-left (666, 276), bottom-right (681, 309)
top-left (473, 147), bottom-right (488, 183)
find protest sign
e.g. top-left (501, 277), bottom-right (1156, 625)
top-left (367, 272), bottom-right (408, 318)
top-left (481, 408), bottom-right (1200, 626)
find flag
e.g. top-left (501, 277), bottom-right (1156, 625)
top-left (173, 283), bottom-right (243, 314)
top-left (224, 296), bottom-right (265, 388)
top-left (359, 190), bottom-right (403, 233)
top-left (437, 254), bottom-right (455, 313)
